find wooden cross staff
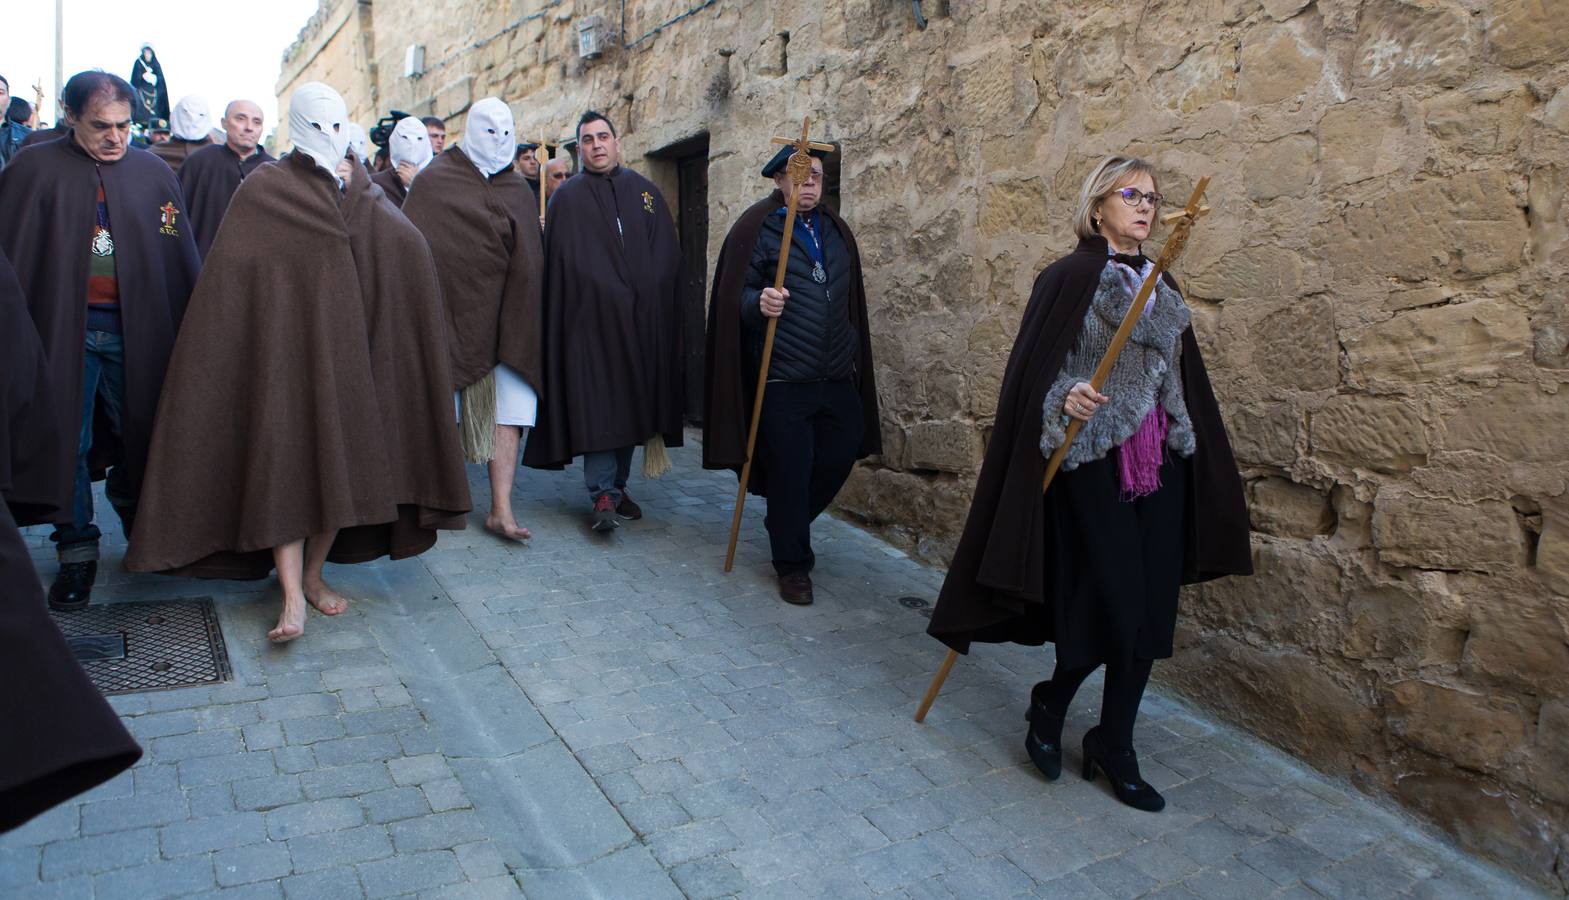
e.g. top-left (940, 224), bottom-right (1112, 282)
top-left (913, 177), bottom-right (1214, 723)
top-left (723, 117), bottom-right (837, 573)
top-left (536, 136), bottom-right (559, 222)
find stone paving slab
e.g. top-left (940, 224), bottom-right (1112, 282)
top-left (1, 434), bottom-right (1550, 898)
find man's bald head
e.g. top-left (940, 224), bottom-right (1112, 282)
top-left (222, 100), bottom-right (264, 159)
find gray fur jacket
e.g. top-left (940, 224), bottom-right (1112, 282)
top-left (1040, 263), bottom-right (1196, 469)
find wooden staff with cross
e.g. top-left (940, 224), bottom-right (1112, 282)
top-left (723, 117), bottom-right (837, 573)
top-left (535, 136), bottom-right (559, 222)
top-left (913, 177), bottom-right (1214, 723)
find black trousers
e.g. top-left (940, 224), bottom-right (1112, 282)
top-left (757, 379), bottom-right (863, 575)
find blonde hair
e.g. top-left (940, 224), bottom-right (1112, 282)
top-left (1073, 155), bottom-right (1159, 241)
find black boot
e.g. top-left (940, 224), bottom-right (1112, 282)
top-left (1081, 725), bottom-right (1165, 812)
top-left (49, 561), bottom-right (97, 611)
top-left (1024, 682), bottom-right (1065, 781)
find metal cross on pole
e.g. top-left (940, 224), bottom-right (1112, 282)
top-left (912, 177), bottom-right (1214, 724)
top-left (722, 116), bottom-right (836, 573)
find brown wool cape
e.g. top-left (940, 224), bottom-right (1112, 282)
top-left (0, 135), bottom-right (200, 526)
top-left (703, 192), bottom-right (882, 493)
top-left (149, 136), bottom-right (212, 174)
top-left (926, 236), bottom-right (1253, 654)
top-left (400, 146), bottom-right (543, 391)
top-left (124, 152), bottom-right (471, 579)
top-left (369, 166), bottom-right (408, 208)
top-left (0, 248), bottom-right (141, 833)
top-left (523, 166), bottom-right (683, 468)
top-left (179, 142), bottom-right (275, 259)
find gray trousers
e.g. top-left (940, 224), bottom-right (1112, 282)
top-left (583, 446), bottom-right (634, 502)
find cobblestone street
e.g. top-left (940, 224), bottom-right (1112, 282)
top-left (1, 437), bottom-right (1546, 899)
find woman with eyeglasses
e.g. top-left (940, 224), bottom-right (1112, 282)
top-left (927, 155), bottom-right (1251, 812)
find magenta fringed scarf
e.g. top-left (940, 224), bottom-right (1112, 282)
top-left (1118, 406), bottom-right (1167, 499)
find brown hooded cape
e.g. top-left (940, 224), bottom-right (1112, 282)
top-left (523, 166), bottom-right (683, 468)
top-left (370, 166), bottom-right (408, 208)
top-left (702, 192), bottom-right (882, 494)
top-left (178, 142), bottom-right (275, 259)
top-left (124, 152), bottom-right (471, 579)
top-left (0, 135), bottom-right (200, 526)
top-left (401, 147), bottom-right (543, 391)
top-left (0, 247), bottom-right (141, 833)
top-left (149, 136), bottom-right (211, 174)
top-left (927, 236), bottom-right (1252, 653)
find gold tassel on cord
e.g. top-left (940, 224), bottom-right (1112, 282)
top-left (458, 370), bottom-right (498, 464)
top-left (641, 433), bottom-right (672, 479)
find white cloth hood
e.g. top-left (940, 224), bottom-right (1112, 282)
top-left (346, 123), bottom-right (369, 163)
top-left (464, 98), bottom-right (515, 177)
top-left (389, 116), bottom-right (433, 171)
top-left (170, 96), bottom-right (210, 141)
top-left (288, 82), bottom-right (352, 180)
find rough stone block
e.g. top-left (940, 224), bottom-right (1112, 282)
top-left (1309, 396), bottom-right (1429, 473)
top-left (1371, 491), bottom-right (1520, 572)
top-left (1442, 383), bottom-right (1567, 465)
top-left (1249, 477), bottom-right (1334, 538)
top-left (1353, 0), bottom-right (1472, 87)
top-left (906, 421), bottom-right (983, 474)
top-left (1386, 681), bottom-right (1529, 772)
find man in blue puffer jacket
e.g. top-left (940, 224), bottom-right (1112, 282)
top-left (703, 144), bottom-right (882, 606)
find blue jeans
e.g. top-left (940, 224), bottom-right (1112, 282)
top-left (583, 446), bottom-right (634, 503)
top-left (51, 331), bottom-right (131, 564)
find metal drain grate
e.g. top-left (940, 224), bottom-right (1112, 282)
top-left (50, 597), bottom-right (232, 695)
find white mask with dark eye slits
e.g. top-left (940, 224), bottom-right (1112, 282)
top-left (288, 82), bottom-right (352, 182)
top-left (170, 96), bottom-right (210, 141)
top-left (463, 98), bottom-right (515, 177)
top-left (389, 116), bottom-right (433, 172)
top-left (345, 123), bottom-right (369, 163)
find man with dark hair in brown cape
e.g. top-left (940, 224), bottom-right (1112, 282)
top-left (0, 70), bottom-right (199, 611)
top-left (403, 97), bottom-right (543, 542)
top-left (125, 82), bottom-right (471, 644)
top-left (0, 245), bottom-right (143, 834)
top-left (523, 109), bottom-right (682, 533)
top-left (704, 145), bottom-right (881, 604)
top-left (179, 99), bottom-right (273, 258)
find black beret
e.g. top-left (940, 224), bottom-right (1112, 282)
top-left (761, 144), bottom-right (829, 178)
top-left (148, 118), bottom-right (170, 132)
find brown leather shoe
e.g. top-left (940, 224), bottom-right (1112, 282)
top-left (777, 572), bottom-right (814, 605)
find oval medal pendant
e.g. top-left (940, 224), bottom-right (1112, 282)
top-left (812, 261), bottom-right (827, 284)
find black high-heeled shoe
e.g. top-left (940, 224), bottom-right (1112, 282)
top-left (1023, 682), bottom-right (1065, 781)
top-left (1081, 725), bottom-right (1165, 812)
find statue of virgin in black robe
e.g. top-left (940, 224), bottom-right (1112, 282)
top-left (129, 44), bottom-right (170, 126)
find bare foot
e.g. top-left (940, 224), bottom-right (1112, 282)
top-left (485, 514), bottom-right (533, 542)
top-left (303, 577), bottom-right (350, 616)
top-left (268, 594), bottom-right (307, 643)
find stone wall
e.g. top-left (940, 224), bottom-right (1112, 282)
top-left (277, 0), bottom-right (1569, 888)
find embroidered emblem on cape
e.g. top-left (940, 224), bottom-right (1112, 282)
top-left (92, 228), bottom-right (114, 257)
top-left (641, 191), bottom-right (654, 214)
top-left (158, 201), bottom-right (181, 237)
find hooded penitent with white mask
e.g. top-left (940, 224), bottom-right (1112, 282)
top-left (345, 123), bottom-right (369, 165)
top-left (401, 96), bottom-right (544, 542)
top-left (369, 115), bottom-right (431, 208)
top-left (287, 82), bottom-right (352, 183)
top-left (126, 80), bottom-right (471, 643)
top-left (170, 96), bottom-right (210, 141)
top-left (149, 95), bottom-right (214, 173)
top-left (461, 98), bottom-right (516, 177)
